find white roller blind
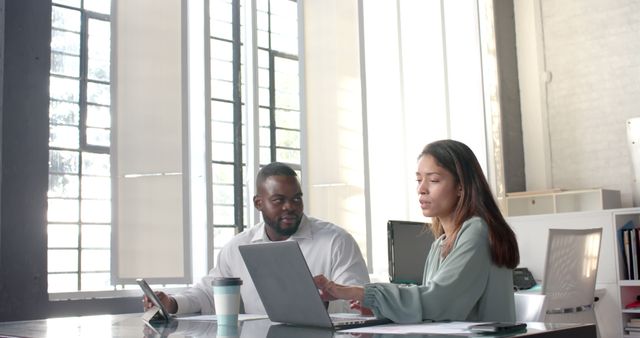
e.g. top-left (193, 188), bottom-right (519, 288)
top-left (302, 0), bottom-right (368, 267)
top-left (112, 0), bottom-right (190, 283)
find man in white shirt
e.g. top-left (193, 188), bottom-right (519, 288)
top-left (143, 162), bottom-right (369, 314)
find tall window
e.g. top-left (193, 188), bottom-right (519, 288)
top-left (209, 0), bottom-right (301, 259)
top-left (48, 0), bottom-right (112, 293)
top-left (46, 0), bottom-right (300, 293)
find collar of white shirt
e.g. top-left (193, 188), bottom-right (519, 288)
top-left (248, 214), bottom-right (313, 243)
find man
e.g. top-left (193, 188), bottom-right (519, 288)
top-left (144, 162), bottom-right (369, 314)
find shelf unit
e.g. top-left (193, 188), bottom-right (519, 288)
top-left (615, 211), bottom-right (640, 338)
top-left (508, 207), bottom-right (640, 337)
top-left (505, 188), bottom-right (621, 217)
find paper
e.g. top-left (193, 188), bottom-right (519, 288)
top-left (177, 314), bottom-right (268, 322)
top-left (339, 321), bottom-right (486, 335)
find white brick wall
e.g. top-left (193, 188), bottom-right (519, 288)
top-left (540, 0), bottom-right (640, 207)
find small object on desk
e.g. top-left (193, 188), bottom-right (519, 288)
top-left (625, 295), bottom-right (640, 309)
top-left (137, 278), bottom-right (176, 323)
top-left (211, 277), bottom-right (243, 326)
top-left (468, 322), bottom-right (527, 334)
top-left (513, 267), bottom-right (536, 291)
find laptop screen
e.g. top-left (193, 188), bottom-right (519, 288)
top-left (387, 220), bottom-right (434, 285)
top-left (238, 241), bottom-right (389, 329)
top-left (239, 241), bottom-right (336, 328)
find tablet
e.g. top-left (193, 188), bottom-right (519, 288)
top-left (136, 278), bottom-right (174, 322)
top-left (469, 322), bottom-right (527, 333)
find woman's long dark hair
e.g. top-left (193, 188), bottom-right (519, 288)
top-left (421, 140), bottom-right (519, 269)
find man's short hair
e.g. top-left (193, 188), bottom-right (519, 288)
top-left (255, 162), bottom-right (298, 191)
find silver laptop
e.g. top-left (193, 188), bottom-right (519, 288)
top-left (238, 241), bottom-right (390, 330)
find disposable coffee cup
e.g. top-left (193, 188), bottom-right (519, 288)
top-left (216, 323), bottom-right (239, 338)
top-left (212, 277), bottom-right (243, 326)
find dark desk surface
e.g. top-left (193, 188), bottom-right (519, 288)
top-left (0, 313), bottom-right (596, 338)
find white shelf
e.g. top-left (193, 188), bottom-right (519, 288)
top-left (621, 280), bottom-right (640, 287)
top-left (505, 188), bottom-right (621, 217)
top-left (616, 212), bottom-right (640, 338)
top-left (508, 208), bottom-right (640, 337)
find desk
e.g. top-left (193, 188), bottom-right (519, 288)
top-left (0, 314), bottom-right (596, 337)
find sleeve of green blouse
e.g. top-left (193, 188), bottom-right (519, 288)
top-left (362, 218), bottom-right (492, 323)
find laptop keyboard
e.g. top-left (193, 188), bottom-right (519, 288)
top-left (329, 313), bottom-right (374, 324)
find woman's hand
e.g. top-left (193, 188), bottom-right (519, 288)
top-left (313, 274), bottom-right (365, 302)
top-left (313, 275), bottom-right (338, 301)
top-left (349, 300), bottom-right (374, 316)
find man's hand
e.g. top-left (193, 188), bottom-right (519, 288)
top-left (142, 291), bottom-right (178, 314)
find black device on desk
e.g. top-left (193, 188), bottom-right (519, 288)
top-left (137, 278), bottom-right (175, 323)
top-left (387, 220), bottom-right (434, 285)
top-left (513, 267), bottom-right (536, 291)
top-left (469, 322), bottom-right (527, 334)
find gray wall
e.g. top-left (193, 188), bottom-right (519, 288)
top-left (0, 0), bottom-right (51, 321)
top-left (515, 0), bottom-right (640, 205)
top-left (0, 0), bottom-right (4, 266)
top-left (494, 0), bottom-right (525, 193)
top-left (542, 0), bottom-right (639, 206)
top-left (0, 0), bottom-right (139, 321)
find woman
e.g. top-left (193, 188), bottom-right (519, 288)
top-left (314, 139), bottom-right (520, 323)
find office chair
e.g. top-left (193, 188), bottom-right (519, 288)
top-left (542, 228), bottom-right (602, 334)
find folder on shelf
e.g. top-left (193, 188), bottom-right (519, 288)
top-left (632, 229), bottom-right (638, 280)
top-left (624, 229), bottom-right (632, 279)
top-left (620, 221), bottom-right (636, 280)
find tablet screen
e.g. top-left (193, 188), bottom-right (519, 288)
top-left (137, 278), bottom-right (171, 321)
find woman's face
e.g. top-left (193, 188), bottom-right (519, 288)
top-left (416, 154), bottom-right (461, 220)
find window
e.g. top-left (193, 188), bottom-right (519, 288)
top-left (209, 0), bottom-right (301, 260)
top-left (48, 0), bottom-right (112, 293)
top-left (362, 0), bottom-right (500, 275)
top-left (45, 0), bottom-right (301, 294)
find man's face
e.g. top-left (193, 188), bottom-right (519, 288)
top-left (253, 175), bottom-right (304, 240)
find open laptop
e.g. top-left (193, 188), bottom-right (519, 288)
top-left (238, 241), bottom-right (391, 330)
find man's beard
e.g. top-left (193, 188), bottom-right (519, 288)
top-left (264, 213), bottom-right (302, 237)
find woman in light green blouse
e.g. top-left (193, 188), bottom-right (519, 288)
top-left (314, 140), bottom-right (520, 323)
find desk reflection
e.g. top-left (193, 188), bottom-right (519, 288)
top-left (139, 319), bottom-right (589, 338)
top-left (266, 324), bottom-right (334, 338)
top-left (265, 324), bottom-right (435, 338)
top-left (143, 319), bottom-right (412, 338)
top-left (143, 320), bottom-right (408, 338)
top-left (143, 320), bottom-right (369, 338)
top-left (0, 314), bottom-right (597, 338)
top-left (143, 318), bottom-right (272, 338)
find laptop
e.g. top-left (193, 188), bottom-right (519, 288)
top-left (238, 241), bottom-right (391, 330)
top-left (387, 220), bottom-right (434, 284)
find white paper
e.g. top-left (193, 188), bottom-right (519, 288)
top-left (177, 314), bottom-right (269, 322)
top-left (339, 321), bottom-right (487, 335)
